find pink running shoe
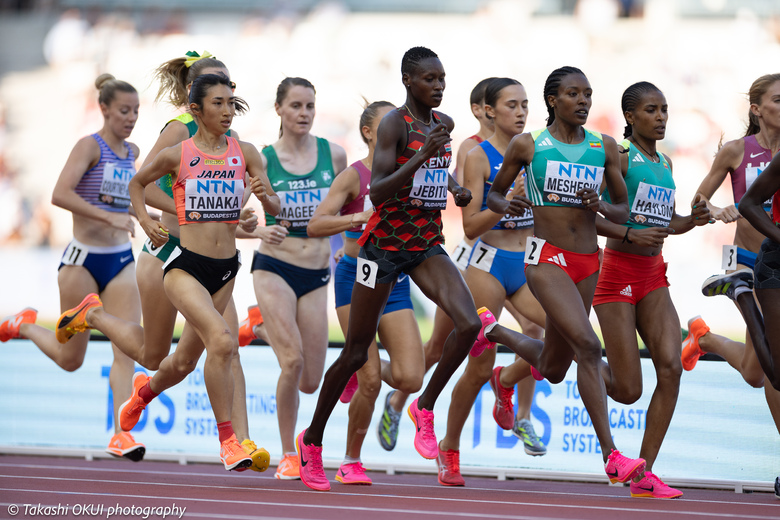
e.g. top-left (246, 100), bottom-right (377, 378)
top-left (118, 372), bottom-right (152, 432)
top-left (0, 307), bottom-right (37, 342)
top-left (335, 462), bottom-right (372, 485)
top-left (470, 307), bottom-right (497, 357)
top-left (489, 366), bottom-right (514, 430)
top-left (605, 449), bottom-right (646, 484)
top-left (436, 443), bottom-right (465, 486)
top-left (339, 373), bottom-right (358, 404)
top-left (296, 429), bottom-right (330, 491)
top-left (630, 471), bottom-right (683, 499)
top-left (530, 366), bottom-right (544, 381)
top-left (407, 398), bottom-right (437, 459)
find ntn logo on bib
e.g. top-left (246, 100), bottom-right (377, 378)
top-left (277, 187), bottom-right (329, 229)
top-left (543, 160), bottom-right (603, 206)
top-left (184, 178), bottom-right (243, 222)
top-left (410, 167), bottom-right (448, 210)
top-left (630, 182), bottom-right (674, 227)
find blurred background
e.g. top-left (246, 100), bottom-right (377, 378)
top-left (1, 0), bottom-right (779, 339)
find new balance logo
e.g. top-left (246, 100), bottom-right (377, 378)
top-left (546, 253), bottom-right (567, 266)
top-left (538, 137), bottom-right (553, 147)
top-left (620, 285), bottom-right (633, 297)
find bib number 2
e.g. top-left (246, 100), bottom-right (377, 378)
top-left (357, 257), bottom-right (378, 289)
top-left (524, 236), bottom-right (545, 265)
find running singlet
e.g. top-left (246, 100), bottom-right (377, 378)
top-left (732, 135), bottom-right (773, 210)
top-left (74, 133), bottom-right (136, 211)
top-left (480, 140), bottom-right (533, 230)
top-left (263, 137), bottom-right (334, 238)
top-left (173, 136), bottom-right (245, 225)
top-left (359, 107), bottom-right (452, 251)
top-left (603, 140), bottom-right (675, 229)
top-left (157, 113), bottom-right (233, 199)
top-left (340, 160), bottom-right (372, 239)
top-left (526, 127), bottom-right (605, 207)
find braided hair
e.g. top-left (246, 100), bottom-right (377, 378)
top-left (401, 46), bottom-right (439, 75)
top-left (543, 66), bottom-right (585, 126)
top-left (621, 81), bottom-right (662, 138)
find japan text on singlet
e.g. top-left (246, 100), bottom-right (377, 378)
top-left (173, 136), bottom-right (245, 225)
top-left (732, 135), bottom-right (773, 211)
top-left (263, 137), bottom-right (334, 238)
top-left (602, 140), bottom-right (675, 229)
top-left (340, 160), bottom-right (372, 239)
top-left (156, 113), bottom-right (233, 199)
top-left (74, 133), bottom-right (136, 211)
top-left (479, 140), bottom-right (533, 230)
top-left (359, 107), bottom-right (451, 251)
top-left (525, 127), bottom-right (605, 208)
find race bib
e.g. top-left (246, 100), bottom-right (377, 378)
top-left (722, 245), bottom-right (738, 271)
top-left (409, 166), bottom-right (448, 210)
top-left (99, 161), bottom-right (134, 208)
top-left (144, 237), bottom-right (163, 258)
top-left (184, 178), bottom-right (244, 222)
top-left (629, 182), bottom-right (675, 227)
top-left (61, 241), bottom-right (88, 267)
top-left (450, 243), bottom-right (471, 271)
top-left (498, 208), bottom-right (534, 229)
top-left (356, 257), bottom-right (378, 289)
top-left (524, 236), bottom-right (546, 265)
top-left (745, 164), bottom-right (772, 211)
top-left (470, 242), bottom-right (497, 272)
top-left (542, 160), bottom-right (603, 206)
top-left (276, 188), bottom-right (329, 230)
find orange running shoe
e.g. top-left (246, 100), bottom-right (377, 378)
top-left (220, 434), bottom-right (252, 471)
top-left (0, 307), bottom-right (37, 342)
top-left (238, 305), bottom-right (263, 347)
top-left (105, 432), bottom-right (145, 462)
top-left (55, 293), bottom-right (102, 344)
top-left (681, 316), bottom-right (710, 371)
top-left (241, 439), bottom-right (270, 472)
top-left (275, 453), bottom-right (300, 480)
top-left (118, 372), bottom-right (152, 432)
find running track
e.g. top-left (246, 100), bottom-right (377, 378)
top-left (0, 455), bottom-right (778, 520)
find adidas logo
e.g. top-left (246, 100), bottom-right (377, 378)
top-left (546, 253), bottom-right (567, 266)
top-left (633, 154), bottom-right (645, 163)
top-left (620, 285), bottom-right (633, 296)
top-left (538, 137), bottom-right (553, 147)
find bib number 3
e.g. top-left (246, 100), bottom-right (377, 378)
top-left (721, 245), bottom-right (737, 271)
top-left (524, 236), bottom-right (545, 265)
top-left (357, 257), bottom-right (379, 289)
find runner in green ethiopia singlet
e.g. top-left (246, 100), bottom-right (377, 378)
top-left (263, 137), bottom-right (335, 238)
top-left (603, 140), bottom-right (675, 229)
top-left (525, 127), bottom-right (605, 207)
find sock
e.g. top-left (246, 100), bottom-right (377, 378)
top-left (217, 421), bottom-right (234, 443)
top-left (734, 286), bottom-right (752, 299)
top-left (343, 456), bottom-right (361, 465)
top-left (285, 451), bottom-right (298, 458)
top-left (485, 321), bottom-right (498, 336)
top-left (139, 380), bottom-right (158, 404)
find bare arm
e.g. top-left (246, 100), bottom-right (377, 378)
top-left (129, 145), bottom-right (181, 246)
top-left (307, 166), bottom-right (366, 237)
top-left (591, 135), bottom-right (629, 224)
top-left (461, 146), bottom-right (503, 239)
top-left (242, 141), bottom-right (280, 217)
top-left (695, 139), bottom-right (742, 222)
top-left (487, 133), bottom-right (534, 216)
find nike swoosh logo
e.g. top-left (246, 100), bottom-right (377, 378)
top-left (638, 484), bottom-right (654, 492)
top-left (321, 275), bottom-right (330, 282)
top-left (606, 469), bottom-right (618, 478)
top-left (300, 452), bottom-right (308, 467)
top-left (750, 152), bottom-right (763, 158)
top-left (120, 255), bottom-right (132, 263)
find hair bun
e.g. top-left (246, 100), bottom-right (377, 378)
top-left (95, 73), bottom-right (116, 90)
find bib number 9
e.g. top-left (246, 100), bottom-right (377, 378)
top-left (357, 257), bottom-right (378, 289)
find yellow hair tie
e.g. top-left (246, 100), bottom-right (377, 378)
top-left (184, 50), bottom-right (214, 68)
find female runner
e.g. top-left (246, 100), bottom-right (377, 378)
top-left (480, 66), bottom-right (645, 483)
top-left (594, 81), bottom-right (711, 498)
top-left (244, 76), bottom-right (346, 480)
top-left (108, 73), bottom-right (280, 470)
top-left (0, 74), bottom-right (144, 460)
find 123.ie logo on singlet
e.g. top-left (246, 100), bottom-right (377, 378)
top-left (543, 160), bottom-right (603, 206)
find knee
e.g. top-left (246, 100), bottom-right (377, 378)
top-left (655, 356), bottom-right (683, 387)
top-left (210, 334), bottom-right (235, 362)
top-left (610, 380), bottom-right (642, 405)
top-left (455, 312), bottom-right (482, 343)
top-left (344, 348), bottom-right (369, 374)
top-left (544, 368), bottom-right (568, 385)
top-left (394, 372), bottom-right (423, 394)
top-left (170, 356), bottom-right (197, 377)
top-left (471, 362), bottom-right (494, 385)
top-left (744, 370), bottom-right (765, 389)
top-left (279, 354), bottom-right (305, 378)
top-left (573, 337), bottom-right (603, 366)
top-left (357, 372), bottom-right (382, 401)
top-left (61, 359), bottom-right (84, 373)
top-left (138, 353), bottom-right (164, 372)
top-left (299, 379), bottom-right (320, 395)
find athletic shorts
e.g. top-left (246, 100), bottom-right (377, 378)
top-left (449, 239), bottom-right (472, 272)
top-left (593, 248), bottom-right (669, 306)
top-left (163, 247), bottom-right (240, 295)
top-left (754, 238), bottom-right (780, 290)
top-left (526, 241), bottom-right (599, 284)
top-left (335, 254), bottom-right (413, 313)
top-left (468, 239), bottom-right (527, 296)
top-left (737, 247), bottom-right (757, 270)
top-left (360, 241), bottom-right (447, 285)
top-left (58, 239), bottom-right (133, 293)
top-left (141, 234), bottom-right (181, 264)
top-left (251, 251), bottom-right (331, 299)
